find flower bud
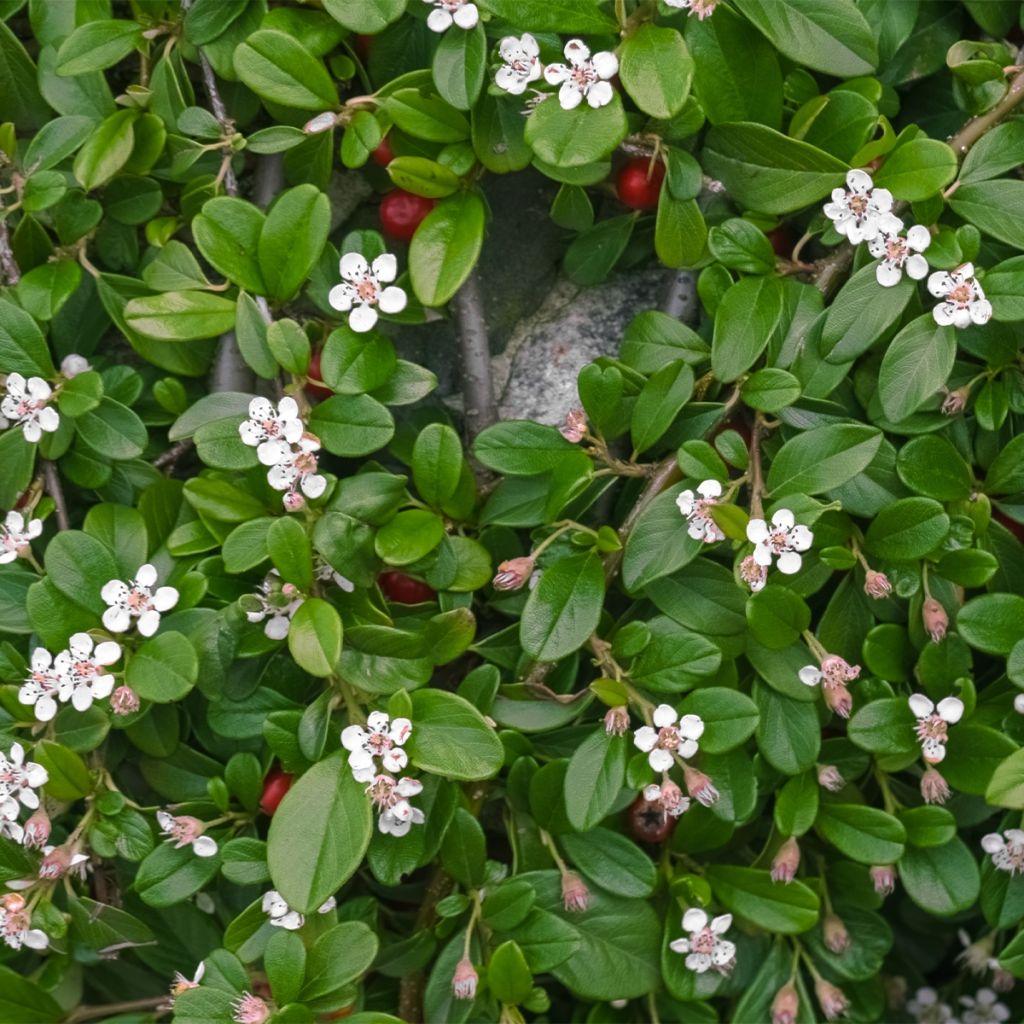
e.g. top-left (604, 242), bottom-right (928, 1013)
top-left (561, 871), bottom-right (590, 913)
top-left (740, 554), bottom-right (768, 592)
top-left (559, 407), bottom-right (587, 443)
top-left (770, 837), bottom-right (801, 885)
top-left (283, 491), bottom-right (306, 512)
top-left (22, 809), bottom-right (50, 849)
top-left (492, 556), bottom-right (535, 592)
top-left (814, 979), bottom-right (849, 1022)
top-left (823, 912), bottom-right (850, 954)
top-left (942, 386), bottom-right (969, 415)
top-left (1015, 694), bottom-right (1024, 715)
top-left (771, 982), bottom-right (799, 1024)
top-left (111, 685), bottom-right (140, 716)
top-left (922, 597), bottom-right (948, 643)
top-left (870, 864), bottom-right (897, 896)
top-left (683, 765), bottom-right (719, 808)
top-left (604, 705), bottom-right (630, 736)
top-left (920, 766), bottom-right (951, 805)
top-left (60, 353), bottom-right (91, 378)
top-left (992, 968), bottom-right (1015, 993)
top-left (863, 570), bottom-right (892, 599)
top-left (817, 765), bottom-right (845, 792)
top-left (303, 111), bottom-right (337, 134)
top-left (823, 682), bottom-right (853, 719)
top-left (38, 844), bottom-right (72, 879)
top-left (451, 957), bottom-right (479, 1001)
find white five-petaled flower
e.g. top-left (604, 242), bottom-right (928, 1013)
top-left (543, 39), bottom-right (618, 111)
top-left (101, 563), bottom-right (179, 637)
top-left (663, 0), bottom-right (719, 17)
top-left (268, 432), bottom-right (327, 511)
top-left (669, 908), bottom-right (736, 975)
top-left (927, 263), bottom-right (993, 329)
top-left (746, 509), bottom-right (813, 576)
top-left (156, 811), bottom-right (218, 858)
top-left (676, 479), bottom-right (725, 543)
top-left (0, 510), bottom-right (42, 564)
top-left (0, 893), bottom-right (47, 951)
top-left (341, 711), bottom-right (413, 783)
top-left (867, 224), bottom-right (931, 287)
top-left (909, 693), bottom-right (964, 764)
top-left (982, 829), bottom-right (1024, 876)
top-left (243, 575), bottom-right (304, 640)
top-left (238, 396), bottom-right (303, 467)
top-left (633, 704), bottom-right (704, 772)
top-left (0, 743), bottom-right (48, 823)
top-left (960, 988), bottom-right (1011, 1024)
top-left (54, 632), bottom-right (121, 712)
top-left (495, 33), bottom-right (542, 95)
top-left (261, 890), bottom-right (336, 931)
top-left (422, 0), bottom-right (478, 33)
top-left (19, 648), bottom-right (64, 722)
top-left (823, 168), bottom-right (902, 245)
top-left (328, 253), bottom-right (407, 334)
top-left (907, 987), bottom-right (956, 1024)
top-left (1, 373), bottom-right (60, 443)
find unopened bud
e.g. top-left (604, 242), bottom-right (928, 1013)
top-left (683, 764), bottom-right (719, 807)
top-left (814, 978), bottom-right (849, 1022)
top-left (303, 111), bottom-right (338, 134)
top-left (992, 968), bottom-right (1015, 993)
top-left (559, 407), bottom-right (587, 443)
top-left (111, 685), bottom-right (140, 716)
top-left (492, 556), bottom-right (535, 592)
top-left (817, 765), bottom-right (845, 792)
top-left (451, 957), bottom-right (479, 1001)
top-left (38, 845), bottom-right (68, 879)
top-left (942, 386), bottom-right (969, 416)
top-left (823, 912), bottom-right (850, 954)
top-left (771, 837), bottom-right (801, 885)
top-left (922, 597), bottom-right (948, 643)
top-left (1015, 693), bottom-right (1024, 715)
top-left (283, 491), bottom-right (306, 512)
top-left (60, 353), bottom-right (90, 378)
top-left (920, 766), bottom-right (951, 805)
top-left (863, 570), bottom-right (892, 599)
top-left (561, 871), bottom-right (590, 913)
top-left (604, 705), bottom-right (630, 735)
top-left (22, 809), bottom-right (50, 849)
top-left (771, 982), bottom-right (800, 1024)
top-left (870, 864), bottom-right (897, 896)
top-left (823, 682), bottom-right (853, 719)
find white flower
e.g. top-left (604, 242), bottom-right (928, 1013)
top-left (642, 782), bottom-right (690, 818)
top-left (267, 432), bottom-right (327, 511)
top-left (101, 563), bottom-right (179, 637)
top-left (495, 34), bottom-right (542, 95)
top-left (907, 986), bottom-right (956, 1024)
top-left (60, 354), bottom-right (91, 378)
top-left (0, 817), bottom-right (24, 842)
top-left (156, 811), bottom-right (218, 857)
top-left (960, 988), bottom-right (1011, 1024)
top-left (746, 509), bottom-right (813, 575)
top-left (0, 510), bottom-right (42, 563)
top-left (823, 168), bottom-right (902, 245)
top-left (342, 711), bottom-right (413, 782)
top-left (1015, 693), bottom-right (1024, 715)
top-left (238, 397), bottom-right (303, 467)
top-left (423, 0), bottom-right (478, 32)
top-left (243, 575), bottom-right (304, 640)
top-left (928, 263), bottom-right (992, 329)
top-left (1, 373), bottom-right (60, 443)
top-left (664, 0), bottom-right (719, 17)
top-left (261, 890), bottom-right (335, 930)
top-left (54, 632), bottom-right (121, 712)
top-left (543, 39), bottom-right (618, 111)
top-left (867, 224), bottom-right (931, 287)
top-left (380, 800), bottom-right (426, 837)
top-left (633, 704), bottom-right (704, 772)
top-left (314, 556), bottom-right (354, 592)
top-left (982, 829), bottom-right (1024, 876)
top-left (18, 648), bottom-right (64, 722)
top-left (328, 253), bottom-right (407, 333)
top-left (0, 894), bottom-right (48, 951)
top-left (909, 693), bottom-right (964, 764)
top-left (676, 480), bottom-right (725, 543)
top-left (669, 908), bottom-right (735, 974)
top-left (0, 743), bottom-right (48, 819)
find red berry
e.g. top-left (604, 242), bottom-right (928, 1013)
top-left (378, 571), bottom-right (436, 604)
top-left (305, 348), bottom-right (332, 402)
top-left (628, 794), bottom-right (678, 844)
top-left (379, 189), bottom-right (435, 242)
top-left (371, 137), bottom-right (394, 168)
top-left (766, 227), bottom-right (793, 258)
top-left (615, 157), bottom-right (665, 211)
top-left (260, 767), bottom-right (293, 816)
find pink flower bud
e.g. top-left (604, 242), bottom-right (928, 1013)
top-left (740, 554), bottom-right (768, 592)
top-left (283, 491), bottom-right (306, 512)
top-left (559, 408), bottom-right (587, 443)
top-left (922, 597), bottom-right (948, 643)
top-left (823, 682), bottom-right (853, 719)
top-left (823, 912), bottom-right (850, 954)
top-left (111, 685), bottom-right (140, 716)
top-left (22, 809), bottom-right (50, 849)
top-left (942, 386), bottom-right (969, 415)
top-left (451, 957), bottom-right (478, 1001)
top-left (232, 993), bottom-right (270, 1024)
top-left (870, 865), bottom-right (897, 896)
top-left (683, 765), bottom-right (719, 808)
top-left (817, 765), bottom-right (845, 792)
top-left (38, 844), bottom-right (72, 879)
top-left (814, 978), bottom-right (849, 1021)
top-left (303, 111), bottom-right (337, 134)
top-left (863, 570), bottom-right (892, 599)
top-left (992, 968), bottom-right (1015, 993)
top-left (771, 837), bottom-right (801, 885)
top-left (920, 766), bottom-right (951, 805)
top-left (771, 982), bottom-right (800, 1024)
top-left (492, 556), bottom-right (535, 592)
top-left (604, 706), bottom-right (630, 736)
top-left (561, 871), bottom-right (590, 913)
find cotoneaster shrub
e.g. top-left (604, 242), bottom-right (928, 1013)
top-left (1, 2), bottom-right (1024, 1023)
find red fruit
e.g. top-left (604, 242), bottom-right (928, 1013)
top-left (379, 189), bottom-right (435, 242)
top-left (378, 571), bottom-right (436, 604)
top-left (628, 795), bottom-right (678, 844)
top-left (371, 137), bottom-right (394, 168)
top-left (766, 227), bottom-right (793, 258)
top-left (615, 157), bottom-right (665, 211)
top-left (260, 768), bottom-right (293, 816)
top-left (305, 348), bottom-right (332, 402)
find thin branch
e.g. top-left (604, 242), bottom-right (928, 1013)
top-left (452, 269), bottom-right (497, 444)
top-left (153, 438), bottom-right (193, 472)
top-left (66, 994), bottom-right (169, 1023)
top-left (43, 461), bottom-right (70, 531)
top-left (0, 194), bottom-right (21, 286)
top-left (660, 270), bottom-right (698, 321)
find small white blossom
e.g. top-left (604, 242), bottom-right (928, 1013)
top-left (642, 782), bottom-right (690, 818)
top-left (495, 33), bottom-right (542, 95)
top-left (907, 987), bottom-right (956, 1024)
top-left (676, 479), bottom-right (725, 543)
top-left (423, 0), bottom-right (478, 33)
top-left (867, 224), bottom-right (931, 287)
top-left (0, 743), bottom-right (48, 822)
top-left (54, 632), bottom-right (121, 712)
top-left (0, 894), bottom-right (47, 951)
top-left (633, 704), bottom-right (704, 772)
top-left (543, 39), bottom-right (618, 111)
top-left (341, 711), bottom-right (413, 782)
top-left (1015, 693), bottom-right (1024, 715)
top-left (238, 397), bottom-right (303, 467)
top-left (1, 373), bottom-right (60, 443)
top-left (0, 510), bottom-right (42, 563)
top-left (823, 168), bottom-right (902, 245)
top-left (60, 354), bottom-right (91, 377)
top-left (314, 556), bottom-right (354, 592)
top-left (328, 253), bottom-right (407, 334)
top-left (243, 575), bottom-right (304, 640)
top-left (746, 509), bottom-right (813, 576)
top-left (261, 890), bottom-right (336, 931)
top-left (928, 263), bottom-right (992, 329)
top-left (101, 563), bottom-right (179, 637)
top-left (664, 0), bottom-right (719, 17)
top-left (268, 432), bottom-right (327, 511)
top-left (960, 988), bottom-right (1011, 1024)
top-left (669, 908), bottom-right (735, 974)
top-left (982, 829), bottom-right (1024, 876)
top-left (18, 648), bottom-right (64, 722)
top-left (367, 775), bottom-right (426, 837)
top-left (909, 693), bottom-right (963, 764)
top-left (156, 811), bottom-right (218, 858)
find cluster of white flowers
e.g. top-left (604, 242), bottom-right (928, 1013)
top-left (239, 397), bottom-right (327, 511)
top-left (495, 37), bottom-right (618, 110)
top-left (909, 693), bottom-right (963, 764)
top-left (261, 890), bottom-right (336, 931)
top-left (742, 508), bottom-right (813, 592)
top-left (341, 712), bottom-right (425, 836)
top-left (0, 892), bottom-right (48, 951)
top-left (982, 828), bottom-right (1024, 876)
top-left (676, 480), bottom-right (725, 543)
top-left (960, 988), bottom-right (1011, 1024)
top-left (1, 373), bottom-right (60, 442)
top-left (243, 573), bottom-right (305, 640)
top-left (0, 743), bottom-right (48, 846)
top-left (20, 633), bottom-right (122, 721)
top-left (669, 908), bottom-right (736, 975)
top-left (329, 253), bottom-right (408, 335)
top-left (824, 168), bottom-right (991, 328)
top-left (0, 510), bottom-right (42, 564)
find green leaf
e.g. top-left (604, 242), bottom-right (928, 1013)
top-left (985, 434), bottom-right (1024, 493)
top-left (707, 865), bottom-right (819, 933)
top-left (432, 23), bottom-right (485, 111)
top-left (711, 275), bottom-right (785, 382)
top-left (0, 297), bottom-right (55, 376)
top-left (563, 731), bottom-right (628, 831)
top-left (310, 393), bottom-right (394, 457)
top-left (896, 435), bottom-right (973, 501)
top-left (375, 509), bottom-right (444, 566)
top-left (258, 185), bottom-right (330, 302)
top-left (0, 21), bottom-right (51, 130)
top-left (959, 121), bottom-right (1024, 185)
top-left (412, 422), bottom-right (463, 508)
top-left (301, 921), bottom-right (379, 1001)
top-left (321, 0), bottom-right (406, 33)
top-left (55, 20), bottom-right (141, 77)
top-left (124, 291), bottom-right (237, 341)
top-left (288, 599), bottom-right (343, 677)
top-left (559, 828), bottom-right (656, 899)
top-left (741, 368), bottom-right (801, 412)
top-left (268, 516), bottom-right (314, 590)
top-left (385, 89), bottom-right (470, 144)
top-left (268, 752), bottom-right (372, 913)
top-left (474, 420), bottom-right (578, 476)
top-left (767, 424), bottom-right (882, 497)
top-left (950, 181), bottom-right (1024, 249)
top-left (387, 156), bottom-right (460, 199)
top-left (774, 773), bottom-right (819, 837)
top-left (126, 632), bottom-right (198, 703)
top-left (874, 138), bottom-right (957, 200)
top-left (987, 748), bottom-right (1024, 809)
top-left (621, 486), bottom-right (702, 593)
top-left (864, 497), bottom-right (949, 561)
top-left (33, 740), bottom-right (92, 799)
top-left (957, 594), bottom-right (1024, 655)
top-left (847, 698), bottom-right (917, 756)
top-left (565, 214), bottom-right (635, 286)
top-left (708, 218), bottom-right (776, 275)
top-left (525, 94), bottom-right (628, 168)
top-left (520, 552), bottom-right (604, 663)
top-left (408, 689), bottom-right (504, 781)
top-left (489, 941), bottom-right (534, 1005)
top-left (877, 315), bottom-right (956, 421)
top-left (680, 689), bottom-right (759, 754)
top-left (73, 109), bottom-right (138, 190)
top-left (476, 0), bottom-right (618, 32)
top-left (440, 807), bottom-right (487, 887)
top-left (135, 842), bottom-right (221, 909)
top-left (747, 586), bottom-right (811, 650)
top-left (235, 30), bottom-right (337, 110)
top-left (754, 683), bottom-right (820, 775)
top-left (192, 198), bottom-right (267, 293)
top-left (821, 262), bottom-right (915, 362)
top-left (816, 803), bottom-right (906, 864)
top-left (0, 965), bottom-right (63, 1023)
top-left (630, 361), bottom-right (694, 453)
top-left (265, 930), bottom-right (306, 1006)
top-left (899, 840), bottom-right (980, 915)
top-left (408, 191), bottom-right (485, 306)
top-left (619, 25), bottom-right (693, 119)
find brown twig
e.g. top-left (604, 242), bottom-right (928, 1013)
top-left (66, 994), bottom-right (169, 1023)
top-left (0, 194), bottom-right (21, 286)
top-left (452, 268), bottom-right (497, 444)
top-left (748, 413), bottom-right (766, 520)
top-left (153, 438), bottom-right (193, 472)
top-left (43, 461), bottom-right (70, 531)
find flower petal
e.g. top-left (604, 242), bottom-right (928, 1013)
top-left (349, 304), bottom-right (379, 333)
top-left (937, 696), bottom-right (964, 724)
top-left (653, 703), bottom-right (677, 728)
top-left (908, 693), bottom-right (934, 719)
top-left (340, 252), bottom-right (370, 280)
top-left (682, 907), bottom-right (708, 932)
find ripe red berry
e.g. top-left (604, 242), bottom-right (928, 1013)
top-left (378, 571), bottom-right (436, 604)
top-left (305, 348), bottom-right (332, 402)
top-left (379, 189), bottom-right (436, 242)
top-left (371, 137), bottom-right (394, 168)
top-left (260, 767), bottom-right (293, 816)
top-left (615, 157), bottom-right (665, 211)
top-left (627, 794), bottom-right (678, 844)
